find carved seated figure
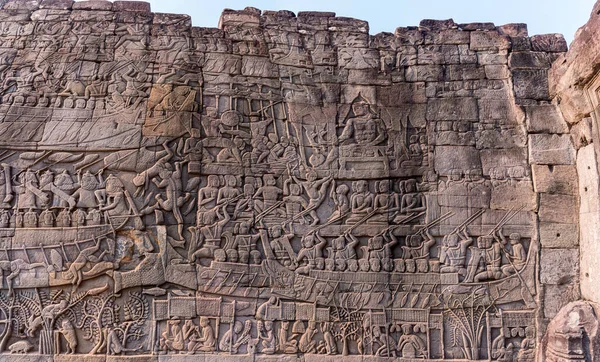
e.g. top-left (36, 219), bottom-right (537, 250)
top-left (439, 228), bottom-right (473, 276)
top-left (361, 229), bottom-right (398, 272)
top-left (338, 96), bottom-right (388, 163)
top-left (369, 180), bottom-right (398, 224)
top-left (253, 174), bottom-right (284, 218)
top-left (278, 321), bottom-right (299, 354)
top-left (346, 180), bottom-right (374, 224)
top-left (189, 317), bottom-right (216, 352)
top-left (160, 319), bottom-right (185, 353)
top-left (326, 232), bottom-right (359, 272)
top-left (465, 232), bottom-right (506, 283)
top-left (233, 183), bottom-right (255, 220)
top-left (397, 179), bottom-right (426, 218)
top-left (219, 321), bottom-right (244, 353)
top-left (401, 229), bottom-right (436, 272)
top-left (258, 320), bottom-right (276, 354)
top-left (328, 184), bottom-right (350, 223)
top-left (189, 204), bottom-right (231, 262)
top-left (500, 232), bottom-right (527, 276)
top-left (295, 232), bottom-right (327, 274)
top-left (283, 180), bottom-right (309, 225)
top-left (269, 224), bottom-right (295, 267)
top-left (397, 324), bottom-right (426, 358)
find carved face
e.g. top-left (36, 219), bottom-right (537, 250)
top-left (226, 175), bottom-right (237, 187)
top-left (241, 184), bottom-right (253, 197)
top-left (509, 233), bottom-right (521, 244)
top-left (199, 317), bottom-right (209, 327)
top-left (447, 234), bottom-right (459, 247)
top-left (336, 184), bottom-right (349, 195)
top-left (379, 181), bottom-right (389, 193)
top-left (352, 101), bottom-right (370, 117)
top-left (159, 168), bottom-right (172, 180)
top-left (356, 180), bottom-right (368, 193)
top-left (264, 174), bottom-right (276, 186)
top-left (334, 236), bottom-right (345, 250)
top-left (405, 180), bottom-right (416, 193)
top-left (409, 235), bottom-right (421, 247)
top-left (239, 222), bottom-right (250, 234)
top-left (234, 321), bottom-right (244, 333)
top-left (81, 172), bottom-right (98, 190)
top-left (286, 184), bottom-right (299, 196)
top-left (402, 324), bottom-right (412, 334)
top-left (371, 236), bottom-right (383, 249)
top-left (208, 175), bottom-right (219, 187)
top-left (270, 225), bottom-right (282, 238)
top-left (303, 235), bottom-right (314, 248)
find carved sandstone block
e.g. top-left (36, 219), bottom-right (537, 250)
top-left (524, 104), bottom-right (569, 133)
top-left (532, 164), bottom-right (577, 195)
top-left (529, 134), bottom-right (576, 165)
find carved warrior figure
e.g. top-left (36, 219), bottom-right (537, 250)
top-left (440, 228), bottom-right (473, 276)
top-left (0, 5), bottom-right (550, 360)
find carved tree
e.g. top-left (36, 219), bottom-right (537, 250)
top-left (331, 300), bottom-right (363, 356)
top-left (78, 291), bottom-right (148, 355)
top-left (444, 290), bottom-right (509, 360)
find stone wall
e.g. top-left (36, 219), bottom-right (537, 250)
top-left (0, 0), bottom-right (588, 361)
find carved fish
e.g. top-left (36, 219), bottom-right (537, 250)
top-left (142, 287), bottom-right (167, 297)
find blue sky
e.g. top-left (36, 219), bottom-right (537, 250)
top-left (142, 0), bottom-right (596, 45)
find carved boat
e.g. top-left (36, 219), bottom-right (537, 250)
top-left (193, 241), bottom-right (537, 308)
top-left (0, 215), bottom-right (130, 249)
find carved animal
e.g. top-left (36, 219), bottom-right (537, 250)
top-left (8, 341), bottom-right (33, 354)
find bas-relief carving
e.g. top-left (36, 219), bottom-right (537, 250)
top-left (0, 4), bottom-right (541, 362)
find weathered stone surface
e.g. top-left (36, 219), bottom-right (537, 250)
top-left (540, 248), bottom-right (579, 284)
top-left (524, 104), bottom-right (569, 133)
top-left (490, 180), bottom-right (537, 211)
top-left (531, 33), bottom-right (568, 53)
top-left (539, 222), bottom-right (579, 248)
top-left (497, 23), bottom-right (528, 37)
top-left (529, 134), bottom-right (576, 165)
top-left (532, 164), bottom-right (577, 195)
top-left (426, 97), bottom-right (478, 120)
top-left (543, 301), bottom-right (600, 361)
top-left (570, 117), bottom-right (593, 149)
top-left (470, 30), bottom-right (511, 51)
top-left (577, 145), bottom-right (600, 304)
top-left (39, 0), bottom-right (72, 9)
top-left (71, 0), bottom-right (112, 10)
top-left (113, 0), bottom-right (150, 12)
top-left (484, 64), bottom-right (510, 79)
top-left (541, 285), bottom-right (581, 320)
top-left (513, 69), bottom-right (550, 99)
top-left (508, 51), bottom-right (552, 69)
top-left (539, 193), bottom-right (578, 224)
top-left (0, 2), bottom-right (590, 361)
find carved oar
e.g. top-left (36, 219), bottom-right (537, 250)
top-left (450, 208), bottom-right (485, 235)
top-left (255, 200), bottom-right (285, 222)
top-left (486, 206), bottom-right (524, 236)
